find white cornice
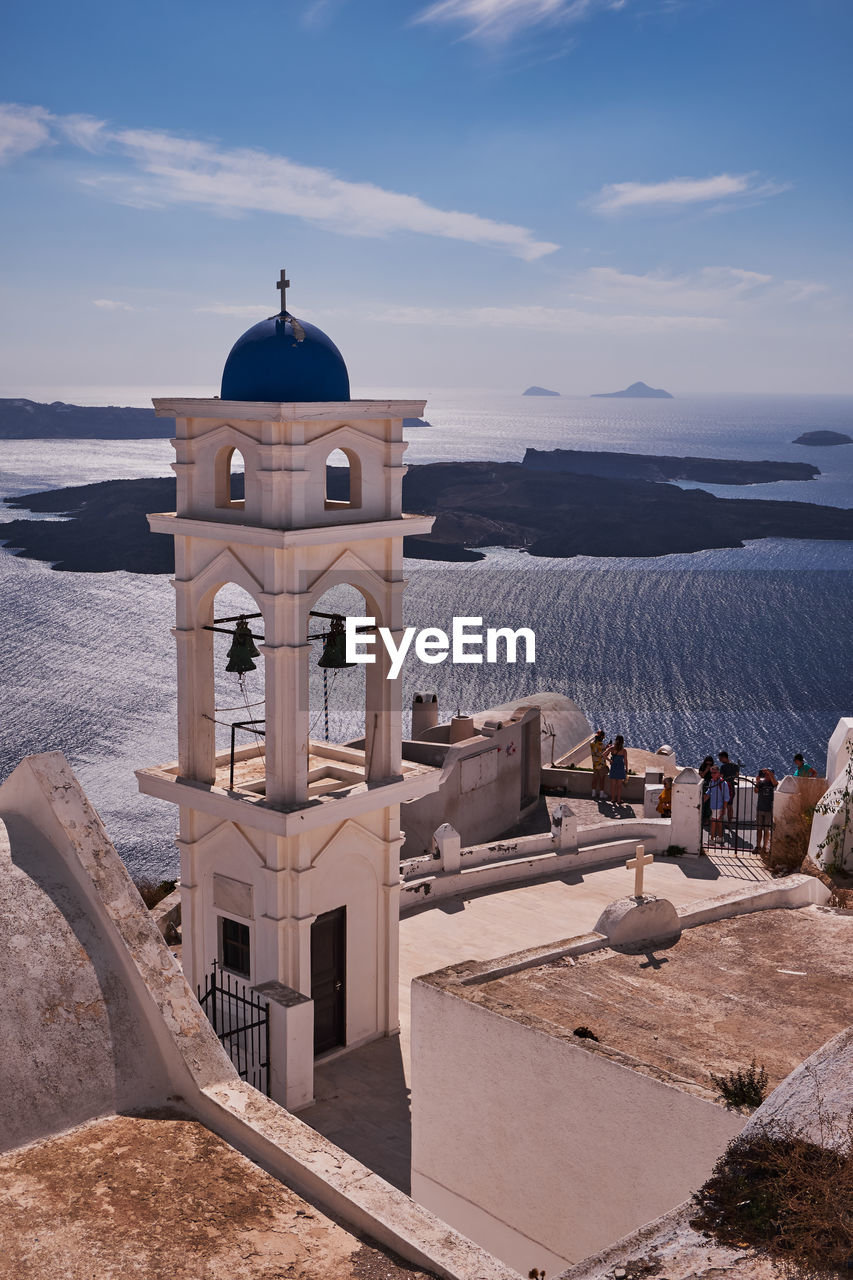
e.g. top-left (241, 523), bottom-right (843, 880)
top-left (153, 398), bottom-right (427, 421)
top-left (147, 511), bottom-right (435, 546)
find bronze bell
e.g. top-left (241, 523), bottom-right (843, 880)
top-left (317, 617), bottom-right (355, 669)
top-left (225, 616), bottom-right (260, 674)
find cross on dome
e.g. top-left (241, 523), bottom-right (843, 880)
top-left (276, 269), bottom-right (290, 315)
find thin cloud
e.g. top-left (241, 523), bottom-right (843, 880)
top-left (339, 262), bottom-right (829, 335)
top-left (413, 0), bottom-right (628, 42)
top-left (0, 101), bottom-right (558, 262)
top-left (353, 302), bottom-right (722, 334)
top-left (576, 265), bottom-right (828, 312)
top-left (196, 303), bottom-right (271, 319)
top-left (0, 103), bottom-right (53, 163)
top-left (92, 298), bottom-right (135, 311)
top-left (589, 173), bottom-right (789, 214)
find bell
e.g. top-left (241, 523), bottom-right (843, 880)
top-left (225, 616), bottom-right (260, 674)
top-left (317, 618), bottom-right (355, 669)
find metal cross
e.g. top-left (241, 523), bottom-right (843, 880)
top-left (627, 844), bottom-right (654, 898)
top-left (276, 269), bottom-right (290, 314)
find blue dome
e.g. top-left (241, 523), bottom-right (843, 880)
top-left (220, 313), bottom-right (350, 402)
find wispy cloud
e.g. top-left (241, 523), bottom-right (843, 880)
top-left (92, 298), bottom-right (135, 311)
top-left (413, 0), bottom-right (629, 42)
top-left (589, 172), bottom-right (790, 214)
top-left (0, 103), bottom-right (53, 163)
top-left (0, 101), bottom-right (558, 261)
top-left (323, 262), bottom-right (828, 336)
top-left (575, 265), bottom-right (827, 312)
top-left (341, 301), bottom-right (722, 335)
top-left (195, 303), bottom-right (271, 319)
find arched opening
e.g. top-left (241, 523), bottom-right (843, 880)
top-left (215, 446), bottom-right (246, 511)
top-left (209, 582), bottom-right (265, 793)
top-left (306, 583), bottom-right (369, 793)
top-left (324, 448), bottom-right (362, 510)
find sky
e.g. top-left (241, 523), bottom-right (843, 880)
top-left (1, 0), bottom-right (851, 400)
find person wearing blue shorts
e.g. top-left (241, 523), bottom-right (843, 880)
top-left (605, 734), bottom-right (628, 806)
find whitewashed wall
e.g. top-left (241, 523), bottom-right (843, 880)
top-left (410, 977), bottom-right (744, 1273)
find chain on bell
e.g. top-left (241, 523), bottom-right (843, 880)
top-left (225, 616), bottom-right (261, 675)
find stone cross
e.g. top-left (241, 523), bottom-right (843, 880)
top-left (276, 269), bottom-right (290, 314)
top-left (627, 844), bottom-right (653, 898)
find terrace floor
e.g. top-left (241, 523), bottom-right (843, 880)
top-left (301, 847), bottom-right (772, 1192)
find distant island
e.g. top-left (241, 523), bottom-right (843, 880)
top-left (522, 448), bottom-right (818, 486)
top-left (0, 398), bottom-right (436, 439)
top-left (591, 381), bottom-right (673, 400)
top-left (793, 430), bottom-right (852, 447)
top-left (4, 454), bottom-right (851, 571)
top-left (0, 398), bottom-right (166, 439)
top-left (522, 386), bottom-right (560, 397)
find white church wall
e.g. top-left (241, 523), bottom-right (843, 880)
top-left (178, 818), bottom-right (267, 993)
top-left (808, 716), bottom-right (853, 872)
top-left (410, 977), bottom-right (744, 1272)
top-left (826, 716), bottom-right (853, 783)
top-left (401, 713), bottom-right (540, 859)
top-left (307, 808), bottom-right (403, 1043)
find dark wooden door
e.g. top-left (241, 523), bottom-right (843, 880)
top-left (311, 907), bottom-right (346, 1055)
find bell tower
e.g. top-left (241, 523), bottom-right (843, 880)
top-left (137, 272), bottom-right (438, 1107)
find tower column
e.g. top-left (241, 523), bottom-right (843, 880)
top-left (174, 624), bottom-right (215, 783)
top-left (262, 639), bottom-right (310, 804)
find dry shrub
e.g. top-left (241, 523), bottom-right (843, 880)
top-left (762, 777), bottom-right (828, 875)
top-left (691, 1116), bottom-right (853, 1277)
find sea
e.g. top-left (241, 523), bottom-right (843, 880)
top-left (1, 388), bottom-right (852, 880)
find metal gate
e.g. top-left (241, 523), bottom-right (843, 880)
top-left (700, 763), bottom-right (773, 856)
top-left (197, 961), bottom-right (270, 1096)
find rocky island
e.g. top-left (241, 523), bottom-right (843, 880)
top-left (3, 453), bottom-right (852, 570)
top-left (522, 447), bottom-right (818, 485)
top-left (0, 397), bottom-right (167, 439)
top-left (793, 430), bottom-right (852, 446)
top-left (522, 386), bottom-right (560, 397)
top-left (591, 381), bottom-right (673, 399)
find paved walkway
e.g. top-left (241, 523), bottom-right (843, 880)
top-left (300, 850), bottom-right (771, 1192)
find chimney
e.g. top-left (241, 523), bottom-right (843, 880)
top-left (449, 715), bottom-right (476, 744)
top-left (411, 691), bottom-right (439, 739)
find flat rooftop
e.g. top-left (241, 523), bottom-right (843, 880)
top-left (0, 1112), bottom-right (435, 1280)
top-left (422, 906), bottom-right (853, 1102)
top-left (217, 740), bottom-right (435, 800)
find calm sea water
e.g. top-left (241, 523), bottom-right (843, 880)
top-left (1, 391), bottom-right (851, 878)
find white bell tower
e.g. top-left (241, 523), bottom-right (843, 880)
top-left (137, 271), bottom-right (438, 1107)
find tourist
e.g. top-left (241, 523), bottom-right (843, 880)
top-left (793, 753), bottom-right (817, 778)
top-left (753, 768), bottom-right (778, 854)
top-left (656, 776), bottom-right (673, 817)
top-left (707, 766), bottom-right (728, 845)
top-left (717, 751), bottom-right (739, 824)
top-left (589, 730), bottom-right (609, 800)
top-left (605, 734), bottom-right (628, 806)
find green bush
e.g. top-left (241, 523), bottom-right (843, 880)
top-left (710, 1059), bottom-right (769, 1110)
